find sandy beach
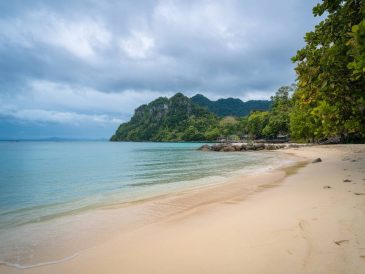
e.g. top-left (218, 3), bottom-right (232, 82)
top-left (1, 144), bottom-right (365, 274)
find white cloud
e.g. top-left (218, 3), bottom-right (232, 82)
top-left (119, 31), bottom-right (155, 59)
top-left (0, 9), bottom-right (111, 60)
top-left (153, 1), bottom-right (255, 51)
top-left (45, 17), bottom-right (111, 59)
top-left (23, 80), bottom-right (169, 114)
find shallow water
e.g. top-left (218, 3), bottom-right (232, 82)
top-left (0, 141), bottom-right (293, 267)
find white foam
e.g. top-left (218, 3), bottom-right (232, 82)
top-left (0, 252), bottom-right (79, 269)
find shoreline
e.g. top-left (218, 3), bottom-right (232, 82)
top-left (0, 150), bottom-right (303, 270)
top-left (1, 144), bottom-right (364, 273)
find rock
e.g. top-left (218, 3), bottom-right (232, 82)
top-left (343, 179), bottom-right (352, 182)
top-left (222, 145), bottom-right (235, 152)
top-left (200, 142), bottom-right (304, 152)
top-left (253, 143), bottom-right (265, 150)
top-left (211, 144), bottom-right (223, 151)
top-left (265, 144), bottom-right (276, 150)
top-left (245, 144), bottom-right (254, 151)
top-left (233, 145), bottom-right (242, 151)
top-left (323, 185), bottom-right (332, 189)
top-left (198, 144), bottom-right (211, 151)
top-left (312, 158), bottom-right (322, 163)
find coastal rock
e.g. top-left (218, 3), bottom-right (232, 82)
top-left (312, 158), bottom-right (322, 163)
top-left (222, 145), bottom-right (235, 152)
top-left (233, 145), bottom-right (242, 151)
top-left (198, 144), bottom-right (211, 151)
top-left (265, 144), bottom-right (276, 150)
top-left (254, 143), bottom-right (265, 150)
top-left (211, 144), bottom-right (223, 151)
top-left (245, 144), bottom-right (254, 151)
top-left (196, 142), bottom-right (302, 152)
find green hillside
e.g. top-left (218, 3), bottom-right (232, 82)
top-left (110, 93), bottom-right (219, 142)
top-left (110, 87), bottom-right (296, 142)
top-left (191, 94), bottom-right (271, 117)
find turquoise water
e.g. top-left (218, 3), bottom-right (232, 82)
top-left (0, 141), bottom-right (281, 229)
top-left (0, 141), bottom-right (288, 267)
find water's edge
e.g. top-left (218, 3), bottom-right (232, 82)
top-left (0, 150), bottom-right (306, 270)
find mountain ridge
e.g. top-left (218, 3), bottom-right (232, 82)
top-left (110, 93), bottom-right (219, 141)
top-left (191, 94), bottom-right (271, 117)
top-left (110, 92), bottom-right (272, 142)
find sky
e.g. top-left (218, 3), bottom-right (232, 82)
top-left (0, 0), bottom-right (321, 139)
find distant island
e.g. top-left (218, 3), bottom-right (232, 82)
top-left (110, 90), bottom-right (288, 142)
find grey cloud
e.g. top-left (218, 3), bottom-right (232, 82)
top-left (0, 0), bottom-right (321, 138)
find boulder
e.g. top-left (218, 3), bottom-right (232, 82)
top-left (265, 144), bottom-right (276, 150)
top-left (198, 144), bottom-right (211, 151)
top-left (245, 144), bottom-right (254, 151)
top-left (233, 145), bottom-right (242, 151)
top-left (253, 143), bottom-right (265, 150)
top-left (222, 145), bottom-right (235, 152)
top-left (211, 144), bottom-right (223, 151)
top-left (312, 158), bottom-right (322, 163)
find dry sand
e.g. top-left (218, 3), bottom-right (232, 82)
top-left (1, 144), bottom-right (365, 274)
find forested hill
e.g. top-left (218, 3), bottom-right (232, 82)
top-left (191, 94), bottom-right (271, 117)
top-left (110, 87), bottom-right (298, 142)
top-left (110, 93), bottom-right (220, 142)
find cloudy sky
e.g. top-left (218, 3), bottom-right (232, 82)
top-left (0, 0), bottom-right (321, 139)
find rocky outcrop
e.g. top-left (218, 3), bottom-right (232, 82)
top-left (197, 143), bottom-right (306, 152)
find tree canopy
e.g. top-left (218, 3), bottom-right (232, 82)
top-left (291, 0), bottom-right (365, 142)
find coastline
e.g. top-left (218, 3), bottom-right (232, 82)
top-left (1, 144), bottom-right (365, 273)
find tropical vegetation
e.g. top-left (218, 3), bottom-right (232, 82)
top-left (290, 0), bottom-right (365, 142)
top-left (110, 89), bottom-right (290, 142)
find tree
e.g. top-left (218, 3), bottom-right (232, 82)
top-left (219, 116), bottom-right (239, 136)
top-left (263, 85), bottom-right (293, 138)
top-left (291, 0), bottom-right (365, 142)
top-left (246, 111), bottom-right (269, 139)
top-left (348, 19), bottom-right (365, 79)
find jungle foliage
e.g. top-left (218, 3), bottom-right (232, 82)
top-left (290, 0), bottom-right (365, 142)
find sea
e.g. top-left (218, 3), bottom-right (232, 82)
top-left (0, 141), bottom-right (296, 268)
